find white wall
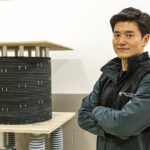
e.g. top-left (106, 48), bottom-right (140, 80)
top-left (0, 0), bottom-right (150, 93)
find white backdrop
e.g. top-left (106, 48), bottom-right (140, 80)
top-left (0, 0), bottom-right (150, 93)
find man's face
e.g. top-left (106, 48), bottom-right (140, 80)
top-left (112, 21), bottom-right (148, 59)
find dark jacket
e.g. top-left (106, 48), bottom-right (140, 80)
top-left (78, 52), bottom-right (150, 150)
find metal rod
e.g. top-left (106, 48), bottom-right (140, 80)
top-left (2, 46), bottom-right (7, 56)
top-left (35, 46), bottom-right (40, 57)
top-left (15, 49), bottom-right (18, 57)
top-left (19, 45), bottom-right (24, 57)
top-left (45, 47), bottom-right (49, 57)
top-left (40, 48), bottom-right (43, 57)
top-left (28, 50), bottom-right (32, 57)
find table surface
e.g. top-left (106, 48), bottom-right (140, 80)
top-left (0, 112), bottom-right (76, 134)
top-left (0, 41), bottom-right (73, 50)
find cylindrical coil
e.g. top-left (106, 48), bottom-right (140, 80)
top-left (29, 134), bottom-right (46, 150)
top-left (50, 127), bottom-right (63, 150)
top-left (3, 132), bottom-right (15, 149)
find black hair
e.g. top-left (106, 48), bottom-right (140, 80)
top-left (110, 7), bottom-right (150, 37)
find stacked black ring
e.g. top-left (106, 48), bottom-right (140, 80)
top-left (0, 57), bottom-right (52, 124)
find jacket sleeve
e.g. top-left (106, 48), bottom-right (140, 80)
top-left (92, 73), bottom-right (150, 138)
top-left (78, 75), bottom-right (105, 138)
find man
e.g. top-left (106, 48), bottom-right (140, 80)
top-left (78, 7), bottom-right (150, 150)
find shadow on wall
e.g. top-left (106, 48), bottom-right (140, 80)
top-left (51, 59), bottom-right (90, 94)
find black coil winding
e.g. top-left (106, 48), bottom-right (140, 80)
top-left (0, 57), bottom-right (52, 124)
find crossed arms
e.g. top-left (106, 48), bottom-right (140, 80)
top-left (78, 73), bottom-right (150, 139)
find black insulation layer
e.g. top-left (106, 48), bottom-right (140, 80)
top-left (0, 57), bottom-right (52, 124)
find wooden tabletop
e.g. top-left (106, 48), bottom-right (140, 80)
top-left (0, 41), bottom-right (73, 51)
top-left (0, 112), bottom-right (76, 134)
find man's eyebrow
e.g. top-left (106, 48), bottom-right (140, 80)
top-left (114, 31), bottom-right (120, 33)
top-left (114, 30), bottom-right (135, 33)
top-left (126, 30), bottom-right (134, 33)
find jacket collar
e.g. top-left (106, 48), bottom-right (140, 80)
top-left (101, 52), bottom-right (150, 84)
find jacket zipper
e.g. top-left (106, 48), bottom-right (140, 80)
top-left (111, 83), bottom-right (124, 109)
